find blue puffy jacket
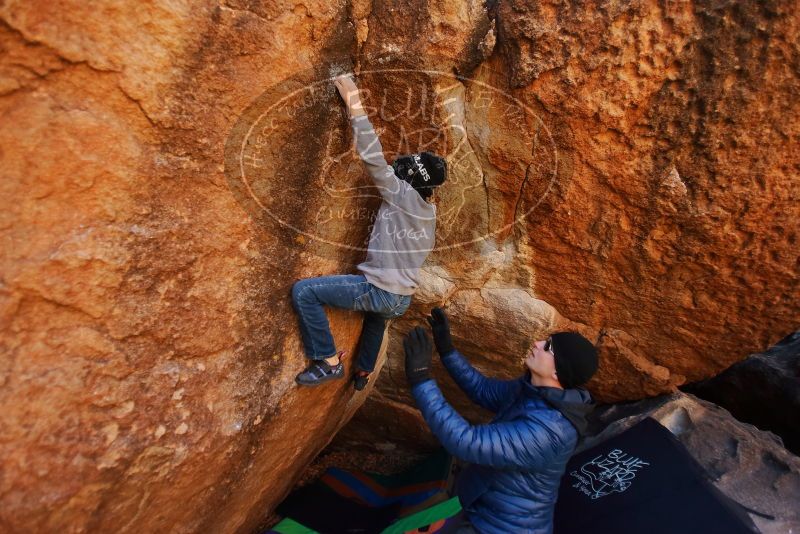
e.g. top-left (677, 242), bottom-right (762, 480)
top-left (411, 349), bottom-right (594, 534)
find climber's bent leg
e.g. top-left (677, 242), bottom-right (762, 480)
top-left (355, 313), bottom-right (387, 374)
top-left (352, 290), bottom-right (413, 390)
top-left (291, 274), bottom-right (373, 360)
top-left (352, 313), bottom-right (387, 391)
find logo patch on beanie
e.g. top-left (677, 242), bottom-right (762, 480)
top-left (412, 154), bottom-right (431, 182)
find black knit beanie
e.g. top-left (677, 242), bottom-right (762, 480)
top-left (392, 152), bottom-right (447, 199)
top-left (551, 332), bottom-right (598, 389)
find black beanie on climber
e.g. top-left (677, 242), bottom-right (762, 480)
top-left (551, 332), bottom-right (598, 389)
top-left (391, 152), bottom-right (447, 199)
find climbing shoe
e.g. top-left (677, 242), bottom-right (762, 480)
top-left (353, 370), bottom-right (370, 391)
top-left (295, 359), bottom-right (344, 386)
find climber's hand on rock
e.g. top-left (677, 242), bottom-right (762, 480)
top-left (403, 326), bottom-right (433, 386)
top-left (333, 74), bottom-right (365, 117)
top-left (426, 307), bottom-right (454, 357)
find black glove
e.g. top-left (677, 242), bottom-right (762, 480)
top-left (403, 326), bottom-right (433, 386)
top-left (426, 307), bottom-right (454, 356)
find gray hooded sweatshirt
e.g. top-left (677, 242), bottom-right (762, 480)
top-left (350, 115), bottom-right (437, 296)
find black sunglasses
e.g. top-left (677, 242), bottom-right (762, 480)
top-left (544, 336), bottom-right (555, 355)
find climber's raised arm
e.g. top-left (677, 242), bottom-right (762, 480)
top-left (333, 74), bottom-right (404, 201)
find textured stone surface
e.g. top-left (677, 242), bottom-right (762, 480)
top-left (352, 0), bottom-right (800, 445)
top-left (486, 0), bottom-right (800, 399)
top-left (582, 393), bottom-right (800, 534)
top-left (685, 330), bottom-right (800, 455)
top-left (0, 1), bottom-right (378, 532)
top-left (0, 0), bottom-right (798, 532)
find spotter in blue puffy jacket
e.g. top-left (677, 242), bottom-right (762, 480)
top-left (403, 310), bottom-right (598, 534)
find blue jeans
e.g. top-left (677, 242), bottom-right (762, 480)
top-left (291, 274), bottom-right (412, 373)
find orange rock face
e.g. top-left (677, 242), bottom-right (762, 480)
top-left (0, 0), bottom-right (797, 532)
top-left (495, 0), bottom-right (799, 401)
top-left (0, 1), bottom-right (376, 531)
top-left (351, 0), bottom-right (799, 442)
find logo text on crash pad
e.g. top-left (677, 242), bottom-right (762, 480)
top-left (569, 448), bottom-right (651, 500)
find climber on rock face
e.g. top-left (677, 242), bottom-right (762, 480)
top-left (292, 74), bottom-right (447, 390)
top-left (403, 308), bottom-right (598, 534)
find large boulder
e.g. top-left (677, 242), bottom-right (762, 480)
top-left (352, 0), bottom-right (800, 444)
top-left (0, 1), bottom-right (379, 531)
top-left (0, 0), bottom-right (503, 531)
top-left (0, 0), bottom-right (798, 531)
top-left (684, 330), bottom-right (800, 455)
